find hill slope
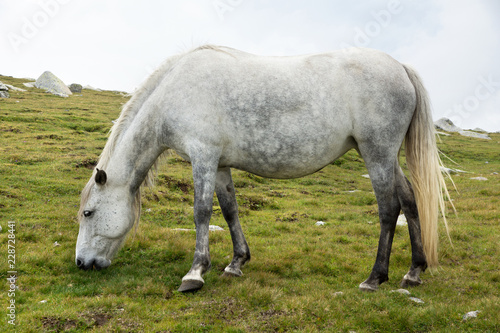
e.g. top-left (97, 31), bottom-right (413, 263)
top-left (1, 74), bottom-right (499, 332)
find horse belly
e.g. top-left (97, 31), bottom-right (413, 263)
top-left (221, 125), bottom-right (355, 179)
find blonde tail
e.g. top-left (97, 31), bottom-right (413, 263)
top-left (403, 64), bottom-right (452, 268)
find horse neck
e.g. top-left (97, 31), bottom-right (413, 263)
top-left (103, 118), bottom-right (164, 193)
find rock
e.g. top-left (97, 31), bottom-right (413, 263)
top-left (440, 166), bottom-right (468, 174)
top-left (315, 221), bottom-right (325, 226)
top-left (34, 71), bottom-right (72, 97)
top-left (462, 310), bottom-right (481, 321)
top-left (361, 174), bottom-right (370, 179)
top-left (434, 118), bottom-right (462, 132)
top-left (69, 83), bottom-right (82, 93)
top-left (436, 131), bottom-right (451, 136)
top-left (5, 84), bottom-right (26, 92)
top-left (83, 85), bottom-right (102, 92)
top-left (472, 128), bottom-right (487, 133)
top-left (391, 289), bottom-right (411, 295)
top-left (409, 297), bottom-right (424, 304)
top-left (459, 130), bottom-right (491, 140)
top-left (23, 82), bottom-right (36, 88)
top-left (397, 214), bottom-right (407, 226)
top-left (0, 82), bottom-right (10, 98)
top-left (209, 225), bottom-right (224, 231)
top-left (470, 177), bottom-right (488, 181)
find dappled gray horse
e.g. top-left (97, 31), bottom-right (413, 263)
top-left (75, 45), bottom-right (451, 292)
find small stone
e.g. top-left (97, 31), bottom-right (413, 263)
top-left (40, 300), bottom-right (47, 303)
top-left (409, 297), bottom-right (424, 304)
top-left (470, 177), bottom-right (488, 181)
top-left (53, 241), bottom-right (60, 247)
top-left (315, 221), bottom-right (325, 226)
top-left (332, 291), bottom-right (344, 296)
top-left (391, 289), bottom-right (411, 295)
top-left (462, 310), bottom-right (481, 321)
top-left (209, 225), bottom-right (224, 231)
top-left (397, 214), bottom-right (407, 226)
top-left (361, 174), bottom-right (370, 179)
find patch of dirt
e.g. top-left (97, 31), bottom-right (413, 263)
top-left (42, 317), bottom-right (79, 332)
top-left (238, 195), bottom-right (269, 211)
top-left (36, 134), bottom-right (63, 140)
top-left (276, 212), bottom-right (309, 222)
top-left (75, 158), bottom-right (97, 169)
top-left (157, 175), bottom-right (193, 194)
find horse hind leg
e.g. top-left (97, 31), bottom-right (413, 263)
top-left (358, 152), bottom-right (401, 291)
top-left (396, 168), bottom-right (428, 287)
top-left (215, 167), bottom-right (251, 277)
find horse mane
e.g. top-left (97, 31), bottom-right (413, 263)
top-left (78, 46), bottom-right (225, 224)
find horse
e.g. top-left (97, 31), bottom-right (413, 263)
top-left (75, 45), bottom-right (452, 292)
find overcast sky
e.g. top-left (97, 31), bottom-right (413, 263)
top-left (1, 0), bottom-right (499, 131)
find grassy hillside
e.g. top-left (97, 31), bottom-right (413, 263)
top-left (0, 74), bottom-right (499, 332)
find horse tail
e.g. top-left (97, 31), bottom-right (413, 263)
top-left (402, 64), bottom-right (452, 268)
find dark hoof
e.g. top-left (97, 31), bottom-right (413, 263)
top-left (178, 280), bottom-right (204, 292)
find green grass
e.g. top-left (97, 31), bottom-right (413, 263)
top-left (1, 74), bottom-right (499, 332)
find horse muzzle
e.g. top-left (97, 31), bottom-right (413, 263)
top-left (75, 256), bottom-right (111, 270)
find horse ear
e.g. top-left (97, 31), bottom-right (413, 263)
top-left (95, 168), bottom-right (107, 186)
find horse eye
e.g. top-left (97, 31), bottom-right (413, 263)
top-left (83, 210), bottom-right (93, 218)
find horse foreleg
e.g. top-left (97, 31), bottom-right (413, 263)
top-left (215, 168), bottom-right (251, 277)
top-left (178, 154), bottom-right (219, 292)
top-left (396, 169), bottom-right (427, 287)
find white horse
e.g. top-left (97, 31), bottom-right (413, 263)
top-left (76, 45), bottom-right (451, 292)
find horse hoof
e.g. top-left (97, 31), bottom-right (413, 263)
top-left (359, 281), bottom-right (378, 292)
top-left (178, 280), bottom-right (204, 292)
top-left (222, 267), bottom-right (243, 277)
top-left (400, 277), bottom-right (422, 288)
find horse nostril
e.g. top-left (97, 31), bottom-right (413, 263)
top-left (76, 258), bottom-right (84, 268)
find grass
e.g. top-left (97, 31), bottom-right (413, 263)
top-left (0, 74), bottom-right (499, 332)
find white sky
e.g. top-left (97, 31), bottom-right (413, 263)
top-left (1, 0), bottom-right (499, 131)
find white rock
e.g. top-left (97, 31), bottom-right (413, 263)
top-left (361, 174), bottom-right (370, 179)
top-left (462, 310), bottom-right (481, 321)
top-left (332, 291), bottom-right (344, 296)
top-left (459, 131), bottom-right (491, 140)
top-left (434, 118), bottom-right (462, 132)
top-left (5, 84), bottom-right (26, 92)
top-left (209, 225), bottom-right (224, 231)
top-left (23, 82), bottom-right (36, 88)
top-left (472, 128), bottom-right (487, 133)
top-left (35, 71), bottom-right (72, 97)
top-left (440, 167), bottom-right (468, 174)
top-left (315, 221), bottom-right (325, 226)
top-left (83, 85), bottom-right (102, 91)
top-left (391, 289), bottom-right (411, 295)
top-left (397, 214), bottom-right (407, 226)
top-left (39, 300), bottom-right (47, 303)
top-left (470, 177), bottom-right (488, 181)
top-left (409, 297), bottom-right (424, 304)
top-left (53, 241), bottom-right (60, 247)
top-left (436, 131), bottom-right (451, 136)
